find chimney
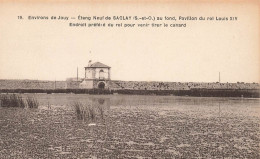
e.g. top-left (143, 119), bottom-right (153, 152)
top-left (88, 60), bottom-right (92, 67)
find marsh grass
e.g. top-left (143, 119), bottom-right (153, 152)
top-left (0, 94), bottom-right (25, 108)
top-left (26, 97), bottom-right (39, 108)
top-left (73, 101), bottom-right (106, 122)
top-left (0, 94), bottom-right (39, 108)
top-left (73, 102), bottom-right (84, 120)
top-left (97, 105), bottom-right (104, 120)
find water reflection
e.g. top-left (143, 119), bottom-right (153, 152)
top-left (73, 97), bottom-right (110, 123)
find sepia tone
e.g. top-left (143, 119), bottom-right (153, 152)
top-left (0, 0), bottom-right (259, 158)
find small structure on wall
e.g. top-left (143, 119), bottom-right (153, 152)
top-left (79, 60), bottom-right (111, 89)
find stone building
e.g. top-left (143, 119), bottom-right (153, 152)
top-left (79, 61), bottom-right (111, 89)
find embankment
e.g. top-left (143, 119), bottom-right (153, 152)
top-left (0, 79), bottom-right (259, 97)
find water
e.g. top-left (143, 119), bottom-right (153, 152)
top-left (0, 94), bottom-right (259, 158)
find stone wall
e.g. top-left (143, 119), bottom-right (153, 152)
top-left (0, 79), bottom-right (259, 90)
top-left (66, 81), bottom-right (81, 89)
top-left (0, 80), bottom-right (80, 89)
top-left (109, 81), bottom-right (260, 90)
top-left (79, 80), bottom-right (94, 89)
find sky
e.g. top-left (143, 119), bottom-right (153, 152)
top-left (0, 1), bottom-right (259, 83)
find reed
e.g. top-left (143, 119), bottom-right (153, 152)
top-left (0, 94), bottom-right (26, 108)
top-left (26, 97), bottom-right (39, 108)
top-left (0, 94), bottom-right (39, 108)
top-left (72, 101), bottom-right (105, 121)
top-left (73, 102), bottom-right (84, 120)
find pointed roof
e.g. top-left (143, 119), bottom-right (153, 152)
top-left (85, 62), bottom-right (110, 68)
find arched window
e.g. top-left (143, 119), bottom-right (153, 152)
top-left (99, 70), bottom-right (104, 79)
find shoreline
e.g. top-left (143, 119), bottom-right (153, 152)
top-left (0, 88), bottom-right (259, 98)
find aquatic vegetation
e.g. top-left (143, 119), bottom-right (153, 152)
top-left (73, 102), bottom-right (84, 120)
top-left (72, 98), bottom-right (109, 122)
top-left (0, 94), bottom-right (26, 108)
top-left (26, 97), bottom-right (39, 108)
top-left (73, 102), bottom-right (105, 122)
top-left (0, 94), bottom-right (259, 158)
top-left (0, 94), bottom-right (39, 108)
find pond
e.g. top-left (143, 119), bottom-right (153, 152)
top-left (0, 94), bottom-right (259, 158)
